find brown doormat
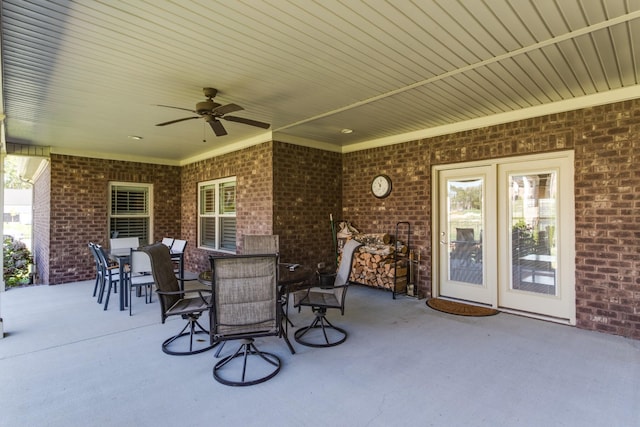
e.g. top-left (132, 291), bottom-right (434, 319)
top-left (426, 298), bottom-right (499, 317)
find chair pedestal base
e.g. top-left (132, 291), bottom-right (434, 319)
top-left (213, 338), bottom-right (281, 386)
top-left (162, 315), bottom-right (216, 356)
top-left (294, 309), bottom-right (347, 347)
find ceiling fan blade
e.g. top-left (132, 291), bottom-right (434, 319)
top-left (223, 115), bottom-right (271, 129)
top-left (213, 103), bottom-right (244, 116)
top-left (155, 116), bottom-right (200, 126)
top-left (156, 104), bottom-right (197, 113)
top-left (209, 119), bottom-right (228, 136)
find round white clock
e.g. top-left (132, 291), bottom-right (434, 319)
top-left (371, 174), bottom-right (392, 198)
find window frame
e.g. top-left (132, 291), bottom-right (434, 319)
top-left (197, 176), bottom-right (237, 252)
top-left (108, 182), bottom-right (153, 245)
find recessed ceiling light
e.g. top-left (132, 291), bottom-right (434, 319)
top-left (128, 135), bottom-right (143, 140)
top-left (341, 128), bottom-right (353, 134)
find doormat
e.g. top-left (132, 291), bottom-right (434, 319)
top-left (426, 298), bottom-right (499, 317)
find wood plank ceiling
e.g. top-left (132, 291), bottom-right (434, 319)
top-left (1, 0), bottom-right (640, 165)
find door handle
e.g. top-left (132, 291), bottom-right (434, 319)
top-left (440, 232), bottom-right (448, 245)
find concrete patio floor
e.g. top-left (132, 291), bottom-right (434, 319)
top-left (0, 279), bottom-right (638, 427)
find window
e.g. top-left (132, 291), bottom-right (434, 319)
top-left (198, 177), bottom-right (236, 251)
top-left (109, 182), bottom-right (152, 245)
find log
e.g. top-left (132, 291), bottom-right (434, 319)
top-left (353, 233), bottom-right (391, 245)
top-left (347, 249), bottom-right (409, 292)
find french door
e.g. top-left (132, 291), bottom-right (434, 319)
top-left (434, 152), bottom-right (575, 324)
top-left (437, 166), bottom-right (497, 306)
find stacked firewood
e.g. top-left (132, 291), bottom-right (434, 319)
top-left (339, 234), bottom-right (409, 292)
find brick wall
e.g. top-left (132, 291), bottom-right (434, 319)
top-left (180, 142), bottom-right (274, 273)
top-left (573, 101), bottom-right (640, 338)
top-left (273, 142), bottom-right (342, 267)
top-left (32, 160), bottom-right (51, 284)
top-left (342, 100), bottom-right (640, 339)
top-left (33, 99), bottom-right (639, 338)
top-left (45, 154), bottom-right (181, 284)
top-left (180, 141), bottom-right (342, 273)
top-left (343, 141), bottom-right (431, 293)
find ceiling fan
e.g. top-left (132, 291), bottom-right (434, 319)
top-left (155, 87), bottom-right (270, 136)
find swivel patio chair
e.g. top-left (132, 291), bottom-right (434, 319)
top-left (293, 238), bottom-right (362, 347)
top-left (142, 243), bottom-right (215, 356)
top-left (242, 234), bottom-right (293, 326)
top-left (209, 254), bottom-right (293, 386)
top-left (243, 234), bottom-right (279, 255)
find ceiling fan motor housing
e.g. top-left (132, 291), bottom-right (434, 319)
top-left (196, 100), bottom-right (220, 114)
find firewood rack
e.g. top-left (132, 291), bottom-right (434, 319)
top-left (393, 221), bottom-right (413, 299)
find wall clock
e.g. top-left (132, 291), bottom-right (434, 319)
top-left (371, 174), bottom-right (392, 198)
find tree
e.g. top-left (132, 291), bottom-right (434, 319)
top-left (4, 156), bottom-right (32, 189)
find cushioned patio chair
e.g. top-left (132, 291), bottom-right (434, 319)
top-left (293, 238), bottom-right (362, 347)
top-left (89, 242), bottom-right (102, 297)
top-left (93, 243), bottom-right (122, 310)
top-left (143, 243), bottom-right (215, 355)
top-left (109, 237), bottom-right (140, 250)
top-left (209, 254), bottom-right (293, 386)
top-left (161, 237), bottom-right (174, 248)
top-left (127, 248), bottom-right (155, 316)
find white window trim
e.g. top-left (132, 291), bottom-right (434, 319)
top-left (198, 176), bottom-right (236, 252)
top-left (108, 181), bottom-right (153, 245)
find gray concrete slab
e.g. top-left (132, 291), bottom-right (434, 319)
top-left (1, 280), bottom-right (638, 427)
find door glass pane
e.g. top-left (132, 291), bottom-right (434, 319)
top-left (509, 172), bottom-right (557, 295)
top-left (447, 178), bottom-right (483, 285)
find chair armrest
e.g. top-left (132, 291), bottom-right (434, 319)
top-left (292, 287), bottom-right (313, 308)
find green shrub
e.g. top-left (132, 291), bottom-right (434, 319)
top-left (3, 235), bottom-right (33, 287)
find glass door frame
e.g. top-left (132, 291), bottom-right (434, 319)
top-left (431, 151), bottom-right (576, 325)
top-left (436, 165), bottom-right (497, 306)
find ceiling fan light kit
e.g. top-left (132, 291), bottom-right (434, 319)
top-left (156, 87), bottom-right (270, 137)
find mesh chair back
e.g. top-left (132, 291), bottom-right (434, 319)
top-left (161, 237), bottom-right (175, 248)
top-left (243, 235), bottom-right (279, 254)
top-left (93, 244), bottom-right (110, 270)
top-left (143, 243), bottom-right (181, 311)
top-left (211, 255), bottom-right (279, 338)
top-left (171, 239), bottom-right (187, 253)
top-left (88, 242), bottom-right (101, 268)
top-left (130, 249), bottom-right (152, 275)
top-left (335, 239), bottom-right (362, 286)
top-left (110, 237), bottom-right (140, 249)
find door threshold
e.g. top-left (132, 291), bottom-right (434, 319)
top-left (498, 307), bottom-right (574, 325)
